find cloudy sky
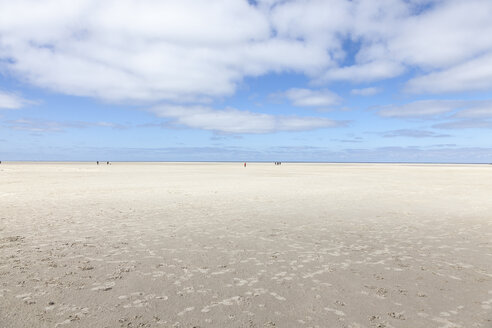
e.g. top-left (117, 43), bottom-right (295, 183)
top-left (1, 0), bottom-right (491, 162)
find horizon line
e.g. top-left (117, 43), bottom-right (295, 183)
top-left (2, 160), bottom-right (491, 165)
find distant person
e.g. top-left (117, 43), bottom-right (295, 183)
top-left (97, 161), bottom-right (99, 165)
top-left (107, 161), bottom-right (109, 165)
top-left (244, 162), bottom-right (246, 167)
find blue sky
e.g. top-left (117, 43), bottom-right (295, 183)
top-left (0, 0), bottom-right (491, 162)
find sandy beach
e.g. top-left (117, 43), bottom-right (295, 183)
top-left (0, 162), bottom-right (491, 327)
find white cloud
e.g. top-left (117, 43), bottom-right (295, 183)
top-left (433, 120), bottom-right (492, 130)
top-left (149, 105), bottom-right (343, 134)
top-left (380, 129), bottom-right (450, 138)
top-left (270, 0), bottom-right (351, 50)
top-left (0, 91), bottom-right (30, 109)
top-left (1, 0), bottom-right (492, 104)
top-left (432, 100), bottom-right (492, 129)
top-left (0, 0), bottom-right (332, 103)
top-left (406, 54), bottom-right (492, 94)
top-left (378, 99), bottom-right (492, 130)
top-left (347, 0), bottom-right (492, 88)
top-left (320, 61), bottom-right (405, 83)
top-left (4, 118), bottom-right (126, 132)
top-left (386, 0), bottom-right (492, 69)
top-left (378, 100), bottom-right (465, 118)
top-left (284, 88), bottom-right (340, 107)
top-left (455, 104), bottom-right (492, 118)
top-left (351, 87), bottom-right (382, 96)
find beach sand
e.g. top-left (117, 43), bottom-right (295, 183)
top-left (0, 162), bottom-right (491, 327)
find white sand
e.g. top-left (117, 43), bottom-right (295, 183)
top-left (0, 162), bottom-right (491, 327)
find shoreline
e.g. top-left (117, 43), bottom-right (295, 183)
top-left (2, 160), bottom-right (491, 165)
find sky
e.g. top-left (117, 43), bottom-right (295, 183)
top-left (0, 0), bottom-right (491, 162)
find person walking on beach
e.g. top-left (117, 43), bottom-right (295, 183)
top-left (244, 162), bottom-right (246, 167)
